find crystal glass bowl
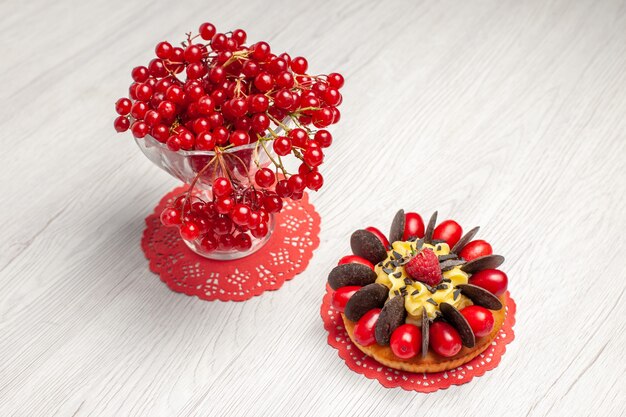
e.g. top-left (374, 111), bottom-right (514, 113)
top-left (135, 134), bottom-right (277, 260)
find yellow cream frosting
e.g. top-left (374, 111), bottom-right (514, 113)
top-left (374, 240), bottom-right (472, 323)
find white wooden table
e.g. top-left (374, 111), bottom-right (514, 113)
top-left (1, 0), bottom-right (625, 415)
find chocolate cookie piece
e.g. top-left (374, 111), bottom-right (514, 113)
top-left (327, 263), bottom-right (377, 290)
top-left (344, 283), bottom-right (389, 322)
top-left (423, 211), bottom-right (438, 244)
top-left (439, 259), bottom-right (466, 272)
top-left (451, 226), bottom-right (480, 254)
top-left (350, 229), bottom-right (388, 265)
top-left (389, 209), bottom-right (405, 244)
top-left (374, 295), bottom-right (407, 346)
top-left (460, 254), bottom-right (505, 274)
top-left (439, 302), bottom-right (475, 347)
top-left (421, 308), bottom-right (430, 358)
top-left (457, 284), bottom-right (503, 310)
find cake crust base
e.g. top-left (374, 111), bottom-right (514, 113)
top-left (342, 296), bottom-right (507, 373)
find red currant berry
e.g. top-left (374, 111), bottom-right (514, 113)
top-left (151, 124), bottom-right (169, 142)
top-left (148, 59), bottom-right (167, 77)
top-left (289, 128), bottom-right (308, 148)
top-left (254, 72), bottom-right (274, 92)
top-left (213, 177), bottom-right (232, 197)
top-left (305, 171), bottom-right (324, 191)
top-left (327, 72), bottom-right (345, 89)
top-left (459, 240), bottom-right (493, 261)
top-left (196, 131), bottom-right (216, 150)
top-left (275, 71), bottom-right (294, 88)
top-left (131, 121), bottom-right (149, 138)
top-left (235, 233), bottom-right (252, 250)
top-left (251, 221), bottom-right (269, 238)
top-left (231, 29), bottom-right (247, 45)
top-left (275, 179), bottom-right (291, 198)
top-left (229, 130), bottom-right (250, 146)
top-left (199, 22), bottom-right (216, 40)
top-left (180, 222), bottom-right (201, 241)
top-left (303, 147), bottom-right (324, 167)
top-left (274, 89), bottom-right (295, 109)
top-left (219, 233), bottom-right (236, 249)
top-left (231, 204), bottom-right (251, 226)
top-left (272, 136), bottom-right (292, 156)
top-left (157, 100), bottom-right (176, 121)
top-left (460, 306), bottom-right (495, 337)
top-left (114, 116), bottom-right (130, 132)
top-left (213, 126), bottom-right (229, 144)
top-left (331, 286), bottom-right (361, 313)
top-left (200, 234), bottom-right (219, 252)
top-left (251, 41), bottom-right (271, 61)
top-left (216, 197), bottom-right (234, 214)
top-left (211, 33), bottom-right (228, 51)
top-left (313, 107), bottom-right (333, 128)
top-left (255, 168), bottom-right (275, 187)
top-left (287, 174), bottom-right (306, 194)
top-left (166, 135), bottom-right (181, 151)
top-left (186, 62), bottom-right (206, 79)
top-left (131, 66), bottom-right (149, 82)
top-left (115, 98), bottom-right (132, 115)
top-left (433, 220), bottom-right (463, 248)
top-left (214, 216), bottom-right (233, 235)
top-left (354, 308), bottom-right (381, 346)
top-left (263, 194), bottom-right (283, 213)
top-left (184, 44), bottom-right (203, 63)
top-left (469, 269), bottom-right (508, 296)
top-left (390, 324), bottom-right (422, 359)
top-left (178, 130), bottom-right (195, 150)
top-left (144, 110), bottom-right (161, 126)
top-left (323, 88), bottom-right (342, 106)
top-left (290, 56), bottom-right (308, 74)
top-left (429, 321), bottom-right (462, 357)
top-left (160, 207), bottom-right (181, 227)
top-left (130, 101), bottom-right (148, 119)
top-left (250, 113), bottom-right (270, 133)
top-left (314, 130), bottom-right (332, 147)
top-left (208, 66), bottom-right (226, 84)
top-left (155, 41), bottom-right (173, 59)
top-left (267, 57), bottom-right (287, 75)
top-left (165, 85), bottom-right (185, 104)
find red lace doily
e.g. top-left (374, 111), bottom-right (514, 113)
top-left (142, 186), bottom-right (321, 301)
top-left (321, 285), bottom-right (516, 392)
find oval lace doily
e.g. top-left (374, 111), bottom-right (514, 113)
top-left (321, 285), bottom-right (516, 392)
top-left (142, 186), bottom-right (321, 301)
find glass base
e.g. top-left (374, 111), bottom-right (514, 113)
top-left (182, 215), bottom-right (275, 260)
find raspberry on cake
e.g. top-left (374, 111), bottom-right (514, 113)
top-left (326, 209), bottom-right (510, 373)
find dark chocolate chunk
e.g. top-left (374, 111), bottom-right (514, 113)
top-left (460, 254), bottom-right (505, 273)
top-left (438, 254), bottom-right (458, 262)
top-left (350, 229), bottom-right (388, 265)
top-left (440, 302), bottom-right (475, 347)
top-left (375, 295), bottom-right (406, 346)
top-left (426, 298), bottom-right (438, 306)
top-left (327, 263), bottom-right (378, 290)
top-left (421, 308), bottom-right (429, 358)
top-left (391, 250), bottom-right (402, 260)
top-left (453, 288), bottom-right (461, 300)
top-left (382, 267), bottom-right (394, 275)
top-left (344, 283), bottom-right (389, 322)
top-left (423, 211), bottom-right (438, 244)
top-left (451, 226), bottom-right (480, 254)
top-left (457, 284), bottom-right (503, 310)
top-left (439, 259), bottom-right (466, 272)
top-left (389, 209), bottom-right (405, 244)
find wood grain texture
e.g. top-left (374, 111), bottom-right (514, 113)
top-left (1, 0), bottom-right (625, 415)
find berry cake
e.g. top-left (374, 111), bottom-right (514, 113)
top-left (327, 210), bottom-right (509, 373)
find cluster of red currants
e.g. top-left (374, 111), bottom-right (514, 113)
top-left (115, 22), bottom-right (343, 252)
top-left (160, 176), bottom-right (279, 252)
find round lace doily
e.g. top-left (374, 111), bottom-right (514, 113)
top-left (321, 285), bottom-right (516, 392)
top-left (142, 186), bottom-right (321, 301)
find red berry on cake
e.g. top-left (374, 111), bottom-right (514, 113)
top-left (405, 248), bottom-right (442, 286)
